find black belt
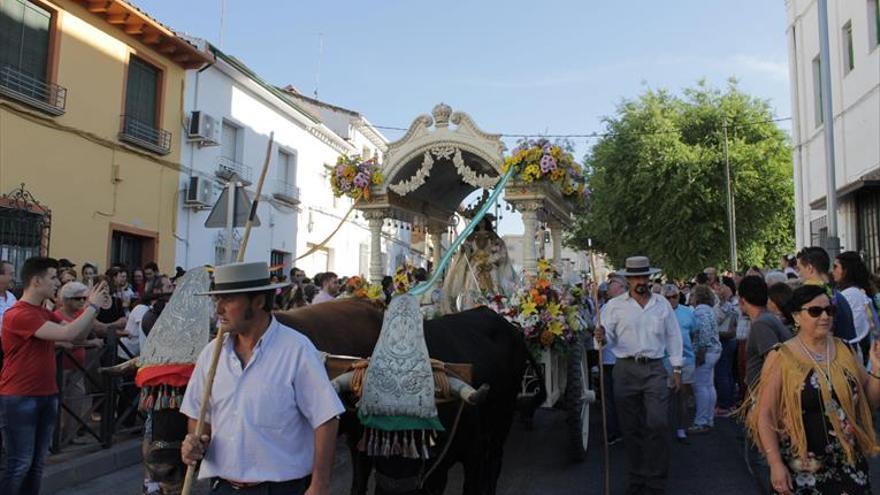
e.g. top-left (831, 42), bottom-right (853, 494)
top-left (618, 355), bottom-right (662, 364)
top-left (212, 476), bottom-right (310, 491)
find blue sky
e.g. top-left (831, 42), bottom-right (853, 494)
top-left (134, 0), bottom-right (792, 233)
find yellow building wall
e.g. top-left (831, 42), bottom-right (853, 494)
top-left (0, 0), bottom-right (188, 275)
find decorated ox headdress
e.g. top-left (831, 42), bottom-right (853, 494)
top-left (136, 267), bottom-right (212, 410)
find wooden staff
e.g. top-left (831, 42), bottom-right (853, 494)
top-left (181, 132), bottom-right (274, 495)
top-left (589, 248), bottom-right (611, 495)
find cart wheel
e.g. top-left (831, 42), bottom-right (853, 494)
top-left (564, 344), bottom-right (595, 461)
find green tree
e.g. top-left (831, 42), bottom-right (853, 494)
top-left (568, 80), bottom-right (794, 279)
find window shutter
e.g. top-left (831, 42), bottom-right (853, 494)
top-left (125, 57), bottom-right (158, 127)
top-left (0, 0), bottom-right (26, 69)
top-left (19, 0), bottom-right (50, 80)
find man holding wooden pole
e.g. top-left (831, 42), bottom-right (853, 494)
top-left (594, 256), bottom-right (682, 495)
top-left (179, 261), bottom-right (344, 494)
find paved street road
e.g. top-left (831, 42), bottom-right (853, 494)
top-left (65, 404), bottom-right (781, 495)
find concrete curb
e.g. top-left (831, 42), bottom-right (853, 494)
top-left (43, 439), bottom-right (142, 494)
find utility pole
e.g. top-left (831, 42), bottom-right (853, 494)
top-left (722, 120), bottom-right (738, 272)
top-left (817, 0), bottom-right (840, 257)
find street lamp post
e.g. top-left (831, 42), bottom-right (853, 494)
top-left (722, 120), bottom-right (738, 272)
top-left (817, 0), bottom-right (841, 256)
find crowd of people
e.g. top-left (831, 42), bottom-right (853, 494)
top-left (2, 247), bottom-right (880, 494)
top-left (0, 255), bottom-right (407, 494)
top-left (593, 248), bottom-right (880, 495)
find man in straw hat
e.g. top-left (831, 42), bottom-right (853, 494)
top-left (180, 262), bottom-right (344, 494)
top-left (595, 256), bottom-right (683, 495)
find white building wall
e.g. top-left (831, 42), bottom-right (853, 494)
top-left (175, 54), bottom-right (403, 279)
top-left (785, 0), bottom-right (880, 251)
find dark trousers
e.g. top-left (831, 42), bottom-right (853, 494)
top-left (714, 337), bottom-right (737, 409)
top-left (211, 477), bottom-right (311, 494)
top-left (613, 359), bottom-right (670, 494)
top-left (0, 394), bottom-right (59, 495)
top-left (602, 364), bottom-right (621, 438)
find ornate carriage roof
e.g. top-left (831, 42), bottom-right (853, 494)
top-left (359, 104), bottom-right (505, 224)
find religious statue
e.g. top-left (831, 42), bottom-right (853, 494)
top-left (441, 215), bottom-right (517, 314)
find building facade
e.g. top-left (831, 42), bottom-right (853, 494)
top-left (0, 0), bottom-right (211, 278)
top-left (177, 44), bottom-right (424, 279)
top-left (786, 0), bottom-right (880, 270)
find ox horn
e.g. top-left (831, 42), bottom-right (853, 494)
top-left (98, 357), bottom-right (139, 376)
top-left (331, 371), bottom-right (355, 395)
top-left (448, 377), bottom-right (490, 406)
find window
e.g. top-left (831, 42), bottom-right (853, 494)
top-left (0, 0), bottom-right (51, 81)
top-left (870, 0), bottom-right (880, 48)
top-left (125, 56), bottom-right (159, 128)
top-left (273, 149), bottom-right (298, 203)
top-left (810, 215), bottom-right (828, 247)
top-left (278, 150), bottom-right (296, 185)
top-left (121, 56), bottom-right (169, 153)
top-left (842, 21), bottom-right (855, 73)
top-left (270, 250), bottom-right (289, 278)
top-left (217, 121), bottom-right (251, 181)
top-left (0, 0), bottom-right (66, 113)
top-left (221, 121), bottom-right (239, 161)
top-left (812, 55), bottom-right (824, 128)
top-left (857, 190), bottom-right (880, 273)
top-left (110, 228), bottom-right (156, 272)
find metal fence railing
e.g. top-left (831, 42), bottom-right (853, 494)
top-left (0, 64), bottom-right (67, 115)
top-left (51, 334), bottom-right (144, 454)
top-left (119, 114), bottom-right (172, 155)
top-left (216, 156), bottom-right (253, 184)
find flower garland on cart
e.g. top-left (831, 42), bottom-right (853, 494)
top-left (503, 138), bottom-right (589, 204)
top-left (487, 259), bottom-right (586, 353)
top-left (330, 155), bottom-right (383, 201)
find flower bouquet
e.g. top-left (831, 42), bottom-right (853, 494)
top-left (502, 138), bottom-right (589, 204)
top-left (487, 259), bottom-right (585, 353)
top-left (340, 275), bottom-right (386, 307)
top-left (330, 155), bottom-right (383, 201)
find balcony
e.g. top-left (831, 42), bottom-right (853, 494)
top-left (0, 65), bottom-right (67, 116)
top-left (216, 156), bottom-right (253, 184)
top-left (119, 115), bottom-right (171, 155)
top-left (271, 180), bottom-right (300, 205)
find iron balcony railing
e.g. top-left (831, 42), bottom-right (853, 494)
top-left (119, 115), bottom-right (172, 155)
top-left (271, 180), bottom-right (300, 205)
top-left (0, 64), bottom-right (67, 115)
top-left (216, 156), bottom-right (253, 184)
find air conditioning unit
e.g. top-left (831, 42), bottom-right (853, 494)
top-left (185, 176), bottom-right (214, 207)
top-left (187, 110), bottom-right (221, 146)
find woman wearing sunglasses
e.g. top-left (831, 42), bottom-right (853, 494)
top-left (746, 284), bottom-right (880, 494)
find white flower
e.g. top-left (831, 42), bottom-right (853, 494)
top-left (795, 471), bottom-right (816, 487)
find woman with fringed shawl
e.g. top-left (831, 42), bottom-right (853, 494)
top-left (746, 285), bottom-right (880, 494)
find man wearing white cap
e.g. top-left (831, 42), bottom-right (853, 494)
top-left (180, 262), bottom-right (344, 494)
top-left (595, 256), bottom-right (683, 495)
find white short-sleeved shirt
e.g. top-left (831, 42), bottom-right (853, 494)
top-left (841, 287), bottom-right (871, 344)
top-left (0, 291), bottom-right (17, 337)
top-left (180, 317), bottom-right (344, 482)
top-left (602, 292), bottom-right (683, 367)
top-left (119, 304), bottom-right (148, 358)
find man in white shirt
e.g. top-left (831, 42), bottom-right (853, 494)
top-left (181, 262), bottom-right (343, 494)
top-left (311, 272), bottom-right (339, 305)
top-left (595, 256), bottom-right (682, 495)
top-left (0, 260), bottom-right (17, 338)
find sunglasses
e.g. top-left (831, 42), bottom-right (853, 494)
top-left (800, 305), bottom-right (837, 318)
top-left (67, 296), bottom-right (88, 301)
top-left (665, 295), bottom-right (678, 300)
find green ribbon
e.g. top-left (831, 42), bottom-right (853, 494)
top-left (409, 165), bottom-right (517, 297)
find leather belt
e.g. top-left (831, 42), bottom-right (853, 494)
top-left (619, 355), bottom-right (661, 364)
top-left (217, 479), bottom-right (263, 490)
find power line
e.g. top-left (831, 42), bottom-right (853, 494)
top-left (372, 116), bottom-right (792, 140)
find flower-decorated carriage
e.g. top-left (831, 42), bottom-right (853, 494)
top-left (334, 104), bottom-right (596, 460)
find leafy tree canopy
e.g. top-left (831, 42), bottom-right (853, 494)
top-left (568, 79), bottom-right (794, 279)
